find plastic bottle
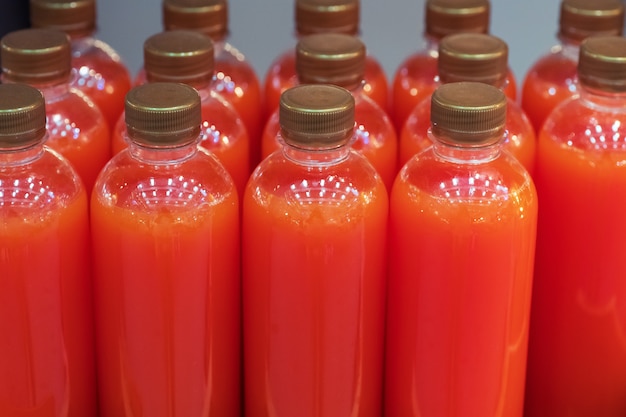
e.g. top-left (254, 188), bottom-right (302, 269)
top-left (520, 0), bottom-right (624, 134)
top-left (1, 28), bottom-right (111, 194)
top-left (30, 0), bottom-right (133, 131)
top-left (91, 82), bottom-right (240, 417)
top-left (391, 0), bottom-right (518, 134)
top-left (261, 33), bottom-right (397, 190)
top-left (243, 84), bottom-right (388, 416)
top-left (114, 30), bottom-right (250, 198)
top-left (385, 81), bottom-right (537, 417)
top-left (162, 0), bottom-right (263, 167)
top-left (0, 83), bottom-right (95, 417)
top-left (399, 33), bottom-right (536, 174)
top-left (262, 0), bottom-right (389, 126)
top-left (525, 35), bottom-right (626, 417)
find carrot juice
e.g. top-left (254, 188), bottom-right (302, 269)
top-left (91, 82), bottom-right (241, 417)
top-left (386, 82), bottom-right (537, 417)
top-left (0, 83), bottom-right (95, 417)
top-left (244, 84), bottom-right (388, 416)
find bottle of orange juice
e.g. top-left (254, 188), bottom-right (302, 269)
top-left (399, 33), bottom-right (536, 174)
top-left (391, 0), bottom-right (518, 134)
top-left (521, 0), bottom-right (624, 134)
top-left (113, 30), bottom-right (250, 198)
top-left (0, 83), bottom-right (95, 417)
top-left (30, 0), bottom-right (133, 131)
top-left (244, 84), bottom-right (388, 416)
top-left (261, 33), bottom-right (397, 190)
top-left (385, 82), bottom-right (537, 417)
top-left (263, 0), bottom-right (389, 124)
top-left (91, 82), bottom-right (240, 417)
top-left (0, 28), bottom-right (110, 194)
top-left (162, 0), bottom-right (263, 166)
top-left (525, 35), bottom-right (626, 417)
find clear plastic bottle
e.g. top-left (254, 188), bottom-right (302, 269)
top-left (0, 83), bottom-right (95, 417)
top-left (520, 0), bottom-right (624, 134)
top-left (525, 35), bottom-right (626, 417)
top-left (400, 33), bottom-right (536, 174)
top-left (163, 0), bottom-right (263, 167)
top-left (262, 0), bottom-right (389, 126)
top-left (114, 30), bottom-right (250, 198)
top-left (391, 0), bottom-right (518, 134)
top-left (30, 0), bottom-right (133, 131)
top-left (385, 81), bottom-right (537, 417)
top-left (0, 28), bottom-right (111, 194)
top-left (261, 33), bottom-right (398, 190)
top-left (92, 82), bottom-right (240, 417)
top-left (244, 84), bottom-right (388, 416)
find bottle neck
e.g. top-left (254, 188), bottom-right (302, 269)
top-left (579, 83), bottom-right (626, 109)
top-left (281, 139), bottom-right (352, 166)
top-left (127, 137), bottom-right (200, 164)
top-left (556, 36), bottom-right (581, 61)
top-left (0, 140), bottom-right (46, 167)
top-left (1, 76), bottom-right (71, 102)
top-left (430, 129), bottom-right (501, 164)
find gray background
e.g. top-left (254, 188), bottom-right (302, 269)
top-left (95, 1), bottom-right (564, 91)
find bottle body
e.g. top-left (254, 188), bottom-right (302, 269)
top-left (520, 42), bottom-right (579, 134)
top-left (262, 89), bottom-right (398, 190)
top-left (399, 95), bottom-right (536, 174)
top-left (0, 145), bottom-right (95, 417)
top-left (70, 35), bottom-right (132, 131)
top-left (243, 146), bottom-right (388, 416)
top-left (525, 91), bottom-right (626, 416)
top-left (385, 139), bottom-right (537, 416)
top-left (91, 144), bottom-right (240, 417)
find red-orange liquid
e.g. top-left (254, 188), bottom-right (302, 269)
top-left (45, 87), bottom-right (111, 194)
top-left (0, 149), bottom-right (95, 417)
top-left (261, 92), bottom-right (398, 190)
top-left (520, 46), bottom-right (578, 134)
top-left (399, 96), bottom-right (536, 174)
top-left (386, 146), bottom-right (537, 417)
top-left (525, 96), bottom-right (626, 416)
top-left (392, 51), bottom-right (518, 135)
top-left (71, 37), bottom-right (132, 131)
top-left (243, 149), bottom-right (388, 416)
top-left (111, 88), bottom-right (250, 198)
top-left (91, 148), bottom-right (240, 417)
top-left (263, 49), bottom-right (389, 128)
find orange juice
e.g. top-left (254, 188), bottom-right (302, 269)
top-left (244, 84), bottom-right (388, 416)
top-left (386, 82), bottom-right (537, 417)
top-left (92, 82), bottom-right (241, 417)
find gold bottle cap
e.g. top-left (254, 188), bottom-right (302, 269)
top-left (162, 0), bottom-right (228, 40)
top-left (559, 0), bottom-right (624, 42)
top-left (296, 33), bottom-right (365, 88)
top-left (144, 30), bottom-right (214, 85)
top-left (125, 82), bottom-right (202, 146)
top-left (1, 28), bottom-right (72, 84)
top-left (425, 0), bottom-right (490, 39)
top-left (280, 84), bottom-right (355, 149)
top-left (0, 83), bottom-right (47, 149)
top-left (29, 0), bottom-right (96, 38)
top-left (578, 35), bottom-right (626, 92)
top-left (430, 81), bottom-right (506, 144)
top-left (296, 0), bottom-right (360, 35)
top-left (438, 33), bottom-right (508, 86)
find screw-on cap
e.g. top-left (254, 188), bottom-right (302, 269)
top-left (431, 81), bottom-right (506, 144)
top-left (144, 30), bottom-right (214, 85)
top-left (29, 0), bottom-right (96, 38)
top-left (1, 28), bottom-right (72, 84)
top-left (438, 33), bottom-right (508, 86)
top-left (296, 33), bottom-right (365, 88)
top-left (578, 35), bottom-right (626, 92)
top-left (425, 0), bottom-right (490, 39)
top-left (125, 82), bottom-right (202, 146)
top-left (0, 83), bottom-right (47, 149)
top-left (280, 84), bottom-right (355, 149)
top-left (296, 0), bottom-right (360, 35)
top-left (559, 0), bottom-right (624, 43)
top-left (162, 0), bottom-right (228, 40)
